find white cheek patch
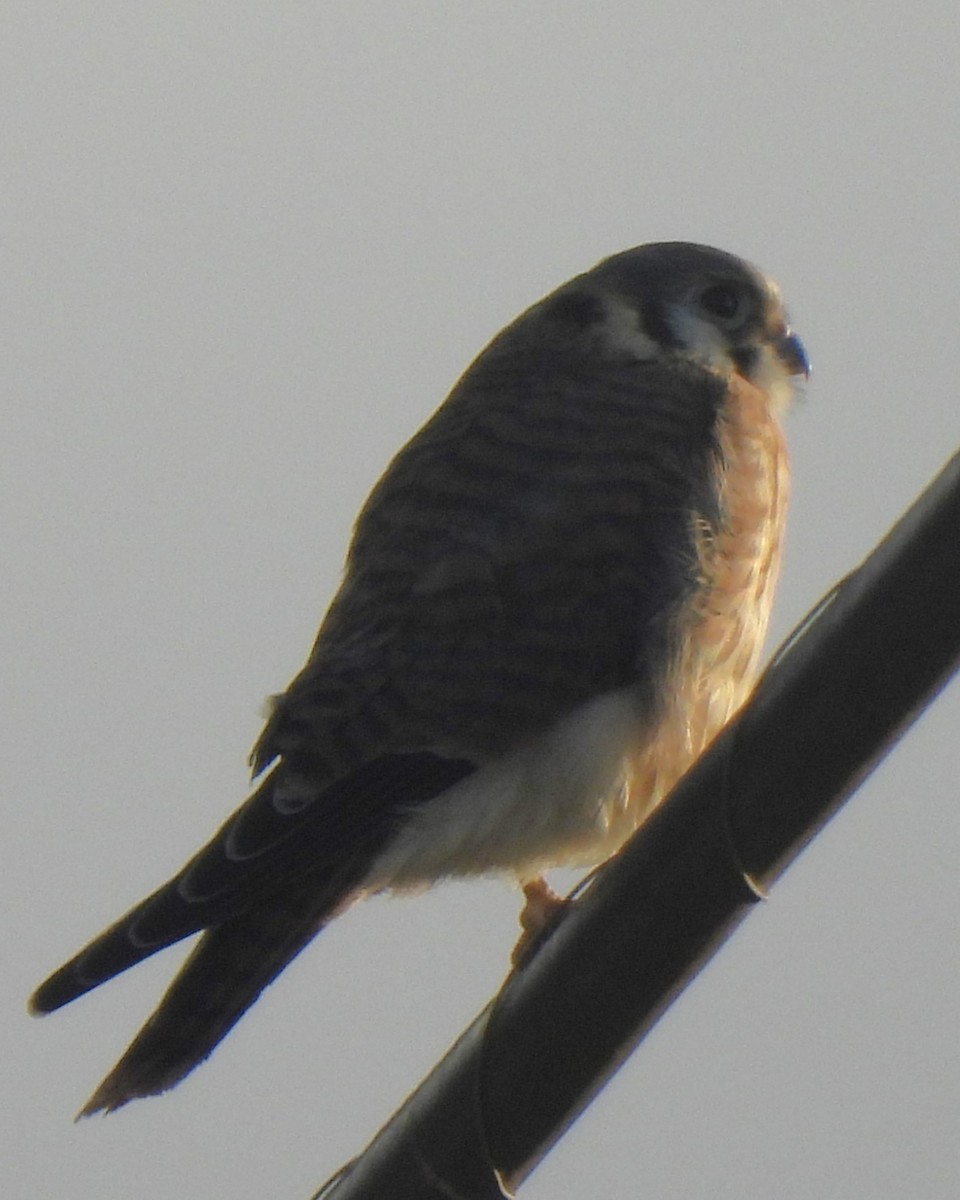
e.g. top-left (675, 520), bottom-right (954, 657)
top-left (665, 307), bottom-right (798, 414)
top-left (598, 297), bottom-right (660, 360)
top-left (666, 305), bottom-right (735, 373)
top-left (746, 343), bottom-right (797, 416)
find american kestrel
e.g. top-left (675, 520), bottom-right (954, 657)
top-left (31, 242), bottom-right (808, 1115)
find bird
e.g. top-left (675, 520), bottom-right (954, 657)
top-left (30, 241), bottom-right (809, 1116)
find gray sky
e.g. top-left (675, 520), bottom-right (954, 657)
top-left (5, 3), bottom-right (959, 1197)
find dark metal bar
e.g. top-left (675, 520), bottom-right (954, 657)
top-left (314, 449), bottom-right (960, 1199)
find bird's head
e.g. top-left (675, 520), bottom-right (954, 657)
top-left (551, 242), bottom-right (809, 413)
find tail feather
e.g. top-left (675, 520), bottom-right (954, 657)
top-left (30, 766), bottom-right (291, 1018)
top-left (31, 753), bottom-right (470, 1019)
top-left (78, 886), bottom-right (352, 1116)
top-left (29, 750), bottom-right (473, 1111)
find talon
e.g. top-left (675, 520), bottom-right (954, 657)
top-left (511, 878), bottom-right (567, 967)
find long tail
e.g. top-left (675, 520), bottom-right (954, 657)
top-left (77, 883), bottom-right (351, 1116)
top-left (29, 762), bottom-right (314, 1018)
top-left (29, 751), bottom-right (473, 1113)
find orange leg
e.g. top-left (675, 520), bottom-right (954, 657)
top-left (511, 877), bottom-right (567, 967)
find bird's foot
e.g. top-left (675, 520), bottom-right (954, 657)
top-left (510, 878), bottom-right (568, 968)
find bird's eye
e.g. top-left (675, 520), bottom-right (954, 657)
top-left (698, 283), bottom-right (746, 323)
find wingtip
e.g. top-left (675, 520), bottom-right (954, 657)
top-left (28, 974), bottom-right (63, 1016)
top-left (29, 963), bottom-right (86, 1016)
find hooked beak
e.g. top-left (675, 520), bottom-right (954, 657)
top-left (774, 329), bottom-right (811, 379)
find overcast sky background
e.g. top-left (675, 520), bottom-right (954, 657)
top-left (4, 4), bottom-right (960, 1197)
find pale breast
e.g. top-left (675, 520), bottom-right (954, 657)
top-left (363, 374), bottom-right (790, 888)
top-left (605, 372), bottom-right (790, 844)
